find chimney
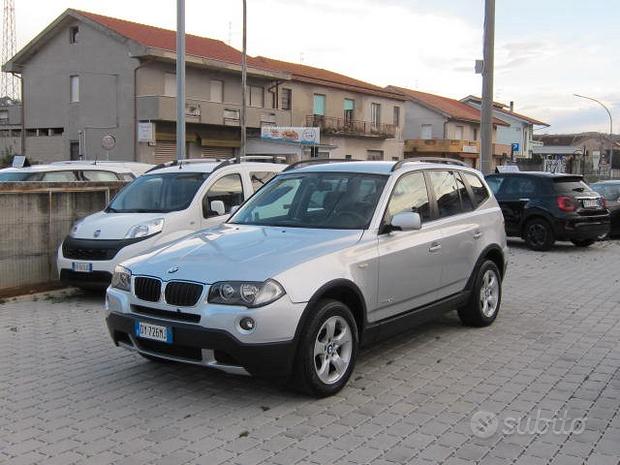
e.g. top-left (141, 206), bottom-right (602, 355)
top-left (509, 101), bottom-right (514, 112)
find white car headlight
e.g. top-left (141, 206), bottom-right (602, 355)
top-left (111, 265), bottom-right (132, 291)
top-left (208, 279), bottom-right (285, 308)
top-left (125, 218), bottom-right (164, 239)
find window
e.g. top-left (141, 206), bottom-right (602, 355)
top-left (164, 73), bottom-right (176, 97)
top-left (70, 75), bottom-right (79, 103)
top-left (344, 98), bottom-right (355, 122)
top-left (454, 125), bottom-right (464, 140)
top-left (313, 94), bottom-right (326, 116)
top-left (70, 141), bottom-right (80, 160)
top-left (367, 150), bottom-right (384, 161)
top-left (370, 103), bottom-right (381, 128)
top-left (210, 80), bottom-right (224, 103)
top-left (250, 171), bottom-right (277, 192)
top-left (69, 26), bottom-right (79, 44)
top-left (203, 174), bottom-right (244, 217)
top-left (455, 172), bottom-right (474, 212)
top-left (462, 172), bottom-right (490, 206)
top-left (500, 176), bottom-right (539, 197)
top-left (80, 170), bottom-right (119, 181)
top-left (384, 172), bottom-right (431, 224)
top-left (41, 171), bottom-right (78, 182)
top-left (281, 88), bottom-right (292, 110)
top-left (421, 124), bottom-right (432, 139)
top-left (473, 127), bottom-right (478, 141)
top-left (485, 175), bottom-right (504, 195)
top-left (393, 106), bottom-right (400, 127)
top-left (249, 86), bottom-right (264, 108)
top-left (0, 110), bottom-right (8, 121)
top-left (428, 170), bottom-right (463, 218)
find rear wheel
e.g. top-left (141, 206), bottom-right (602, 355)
top-left (524, 218), bottom-right (555, 251)
top-left (458, 260), bottom-right (502, 327)
top-left (571, 239), bottom-right (595, 247)
top-left (293, 299), bottom-right (358, 397)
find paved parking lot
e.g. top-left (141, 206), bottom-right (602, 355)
top-left (1, 240), bottom-right (620, 465)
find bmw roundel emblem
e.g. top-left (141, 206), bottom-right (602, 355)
top-left (93, 229), bottom-right (101, 238)
top-left (167, 266), bottom-right (179, 274)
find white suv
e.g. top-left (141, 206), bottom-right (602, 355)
top-left (105, 159), bottom-right (508, 396)
top-left (58, 159), bottom-right (285, 289)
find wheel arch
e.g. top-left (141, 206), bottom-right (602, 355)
top-left (466, 244), bottom-right (506, 291)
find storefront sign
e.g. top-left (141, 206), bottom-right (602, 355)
top-left (260, 127), bottom-right (320, 145)
top-left (138, 122), bottom-right (155, 143)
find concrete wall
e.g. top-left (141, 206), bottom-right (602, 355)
top-left (0, 181), bottom-right (126, 291)
top-left (21, 19), bottom-right (139, 163)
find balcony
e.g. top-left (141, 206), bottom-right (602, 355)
top-left (405, 138), bottom-right (480, 155)
top-left (306, 115), bottom-right (396, 139)
top-left (136, 96), bottom-right (291, 128)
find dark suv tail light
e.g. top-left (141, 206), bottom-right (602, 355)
top-left (556, 196), bottom-right (577, 212)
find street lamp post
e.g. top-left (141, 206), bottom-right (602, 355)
top-left (574, 94), bottom-right (614, 177)
top-left (176, 0), bottom-right (186, 161)
top-left (238, 0), bottom-right (247, 164)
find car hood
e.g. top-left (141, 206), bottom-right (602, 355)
top-left (124, 223), bottom-right (364, 283)
top-left (72, 211), bottom-right (165, 240)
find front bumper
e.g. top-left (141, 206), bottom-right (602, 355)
top-left (106, 312), bottom-right (297, 377)
top-left (553, 214), bottom-right (610, 241)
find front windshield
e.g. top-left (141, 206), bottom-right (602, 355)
top-left (107, 172), bottom-right (209, 213)
top-left (0, 172), bottom-right (37, 181)
top-left (230, 172), bottom-right (388, 229)
top-left (592, 183), bottom-right (620, 201)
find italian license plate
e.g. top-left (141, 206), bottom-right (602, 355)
top-left (72, 261), bottom-right (92, 273)
top-left (134, 321), bottom-right (172, 344)
top-left (582, 199), bottom-right (598, 208)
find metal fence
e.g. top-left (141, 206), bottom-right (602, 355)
top-left (0, 181), bottom-right (126, 293)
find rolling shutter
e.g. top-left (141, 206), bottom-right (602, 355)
top-left (154, 141), bottom-right (176, 164)
top-left (201, 146), bottom-right (234, 159)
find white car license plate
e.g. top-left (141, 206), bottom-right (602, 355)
top-left (135, 321), bottom-right (172, 344)
top-left (72, 261), bottom-right (92, 273)
top-left (582, 199), bottom-right (598, 208)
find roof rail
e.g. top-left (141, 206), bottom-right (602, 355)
top-left (391, 157), bottom-right (466, 171)
top-left (282, 158), bottom-right (359, 172)
top-left (145, 157), bottom-right (233, 173)
top-left (145, 155), bottom-right (288, 174)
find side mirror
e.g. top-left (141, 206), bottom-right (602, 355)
top-left (229, 205), bottom-right (240, 215)
top-left (210, 200), bottom-right (226, 216)
top-left (391, 211), bottom-right (422, 232)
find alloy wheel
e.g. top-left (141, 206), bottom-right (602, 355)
top-left (313, 316), bottom-right (353, 384)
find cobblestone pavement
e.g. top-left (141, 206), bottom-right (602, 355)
top-left (1, 240), bottom-right (620, 465)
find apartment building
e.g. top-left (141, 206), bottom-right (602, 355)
top-left (387, 85), bottom-right (510, 169)
top-left (3, 9), bottom-right (290, 163)
top-left (460, 96), bottom-right (548, 159)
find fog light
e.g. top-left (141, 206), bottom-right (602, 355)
top-left (239, 317), bottom-right (255, 331)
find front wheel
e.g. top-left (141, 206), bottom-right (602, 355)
top-left (458, 260), bottom-right (502, 327)
top-left (571, 239), bottom-right (595, 247)
top-left (293, 299), bottom-right (358, 397)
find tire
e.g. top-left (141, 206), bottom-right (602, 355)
top-left (571, 239), bottom-right (595, 247)
top-left (524, 218), bottom-right (555, 251)
top-left (458, 260), bottom-right (502, 327)
top-left (293, 299), bottom-right (358, 397)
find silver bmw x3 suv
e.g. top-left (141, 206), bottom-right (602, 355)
top-left (106, 159), bottom-right (508, 396)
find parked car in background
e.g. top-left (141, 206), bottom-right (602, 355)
top-left (105, 159), bottom-right (507, 397)
top-left (58, 159), bottom-right (285, 289)
top-left (51, 161), bottom-right (154, 177)
top-left (0, 161), bottom-right (152, 182)
top-left (591, 180), bottom-right (620, 237)
top-left (486, 172), bottom-right (609, 250)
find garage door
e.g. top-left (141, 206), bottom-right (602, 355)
top-left (154, 141), bottom-right (176, 164)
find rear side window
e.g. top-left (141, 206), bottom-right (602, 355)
top-left (486, 176), bottom-right (504, 194)
top-left (500, 176), bottom-right (539, 197)
top-left (203, 174), bottom-right (244, 217)
top-left (41, 171), bottom-right (78, 181)
top-left (250, 171), bottom-right (277, 191)
top-left (428, 170), bottom-right (462, 218)
top-left (455, 172), bottom-right (474, 212)
top-left (80, 170), bottom-right (119, 181)
top-left (553, 178), bottom-right (592, 194)
top-left (463, 172), bottom-right (490, 206)
top-left (385, 171), bottom-right (431, 224)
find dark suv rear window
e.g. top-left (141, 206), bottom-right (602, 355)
top-left (553, 178), bottom-right (592, 194)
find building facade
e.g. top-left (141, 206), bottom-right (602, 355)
top-left (0, 99), bottom-right (22, 160)
top-left (460, 96), bottom-right (548, 159)
top-left (387, 86), bottom-right (509, 169)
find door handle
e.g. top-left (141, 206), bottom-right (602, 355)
top-left (519, 198), bottom-right (530, 202)
top-left (429, 242), bottom-right (442, 253)
top-left (473, 231), bottom-right (483, 239)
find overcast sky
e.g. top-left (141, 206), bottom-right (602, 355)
top-left (13, 0), bottom-right (620, 134)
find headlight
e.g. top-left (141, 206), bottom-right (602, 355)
top-left (111, 265), bottom-right (132, 291)
top-left (70, 219), bottom-right (84, 237)
top-left (125, 218), bottom-right (164, 239)
top-left (208, 279), bottom-right (285, 308)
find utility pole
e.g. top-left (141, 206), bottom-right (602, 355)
top-left (480, 0), bottom-right (495, 174)
top-left (574, 94), bottom-right (614, 177)
top-left (238, 0), bottom-right (247, 164)
top-left (176, 0), bottom-right (186, 161)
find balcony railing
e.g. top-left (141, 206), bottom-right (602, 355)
top-left (405, 138), bottom-right (480, 154)
top-left (306, 115), bottom-right (396, 139)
